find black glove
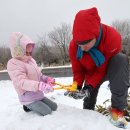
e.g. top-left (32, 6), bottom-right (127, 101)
top-left (82, 85), bottom-right (93, 98)
top-left (64, 85), bottom-right (93, 100)
top-left (74, 85), bottom-right (93, 99)
top-left (64, 85), bottom-right (82, 98)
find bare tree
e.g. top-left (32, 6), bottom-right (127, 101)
top-left (112, 20), bottom-right (130, 58)
top-left (0, 63), bottom-right (4, 70)
top-left (33, 45), bottom-right (43, 66)
top-left (0, 45), bottom-right (11, 68)
top-left (48, 23), bottom-right (72, 64)
top-left (34, 35), bottom-right (57, 66)
top-left (0, 22), bottom-right (72, 68)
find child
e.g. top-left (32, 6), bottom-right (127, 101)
top-left (7, 32), bottom-right (57, 116)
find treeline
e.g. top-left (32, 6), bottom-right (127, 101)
top-left (0, 20), bottom-right (130, 69)
top-left (33, 23), bottom-right (72, 66)
top-left (112, 20), bottom-right (130, 59)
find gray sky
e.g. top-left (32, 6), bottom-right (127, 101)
top-left (0, 0), bottom-right (130, 45)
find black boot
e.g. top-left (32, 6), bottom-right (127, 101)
top-left (23, 105), bottom-right (31, 112)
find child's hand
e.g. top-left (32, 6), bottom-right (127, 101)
top-left (47, 77), bottom-right (55, 86)
top-left (38, 82), bottom-right (54, 94)
top-left (40, 75), bottom-right (48, 82)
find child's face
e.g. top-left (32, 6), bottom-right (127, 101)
top-left (17, 44), bottom-right (34, 61)
top-left (26, 44), bottom-right (33, 56)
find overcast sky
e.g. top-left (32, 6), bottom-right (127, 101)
top-left (0, 0), bottom-right (130, 46)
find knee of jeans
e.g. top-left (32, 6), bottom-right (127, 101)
top-left (110, 53), bottom-right (128, 66)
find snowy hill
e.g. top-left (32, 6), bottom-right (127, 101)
top-left (0, 77), bottom-right (129, 130)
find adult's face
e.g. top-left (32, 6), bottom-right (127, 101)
top-left (78, 38), bottom-right (96, 51)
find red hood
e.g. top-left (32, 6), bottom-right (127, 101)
top-left (73, 7), bottom-right (101, 43)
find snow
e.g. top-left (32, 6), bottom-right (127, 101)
top-left (0, 77), bottom-right (129, 130)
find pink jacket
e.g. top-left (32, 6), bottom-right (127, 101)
top-left (7, 58), bottom-right (42, 95)
top-left (7, 32), bottom-right (47, 105)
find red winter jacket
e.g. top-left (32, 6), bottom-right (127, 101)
top-left (69, 7), bottom-right (122, 88)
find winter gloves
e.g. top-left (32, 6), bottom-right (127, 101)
top-left (47, 77), bottom-right (55, 86)
top-left (38, 82), bottom-right (54, 93)
top-left (65, 84), bottom-right (93, 99)
top-left (81, 85), bottom-right (93, 98)
top-left (64, 85), bottom-right (80, 97)
top-left (39, 76), bottom-right (55, 93)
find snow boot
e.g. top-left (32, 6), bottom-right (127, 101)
top-left (23, 105), bottom-right (31, 112)
top-left (109, 108), bottom-right (128, 129)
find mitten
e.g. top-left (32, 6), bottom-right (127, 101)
top-left (47, 77), bottom-right (55, 86)
top-left (40, 75), bottom-right (48, 83)
top-left (38, 82), bottom-right (54, 94)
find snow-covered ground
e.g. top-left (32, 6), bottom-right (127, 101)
top-left (0, 77), bottom-right (129, 130)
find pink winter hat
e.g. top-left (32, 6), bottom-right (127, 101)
top-left (9, 32), bottom-right (35, 58)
